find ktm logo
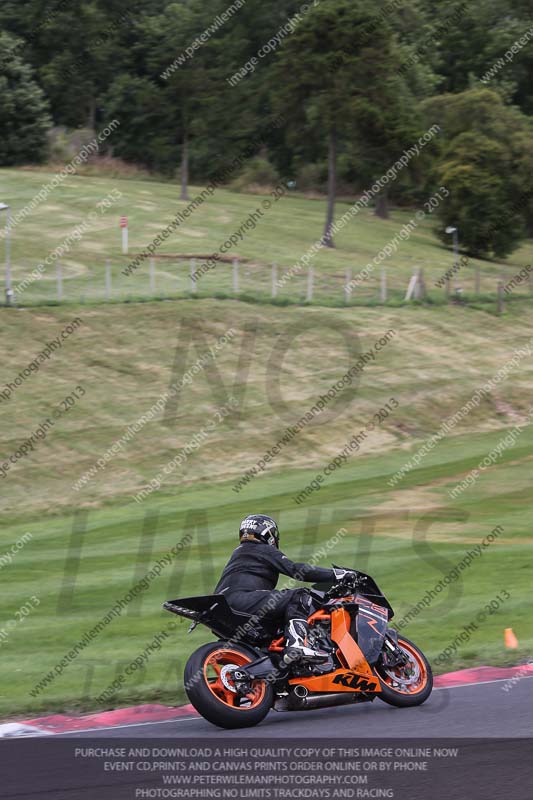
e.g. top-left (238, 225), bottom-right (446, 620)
top-left (333, 673), bottom-right (376, 691)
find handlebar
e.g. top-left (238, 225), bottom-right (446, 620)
top-left (325, 574), bottom-right (366, 600)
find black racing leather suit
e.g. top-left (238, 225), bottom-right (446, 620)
top-left (214, 540), bottom-right (336, 635)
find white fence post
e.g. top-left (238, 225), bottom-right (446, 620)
top-left (105, 259), bottom-right (112, 300)
top-left (190, 258), bottom-right (197, 293)
top-left (405, 271), bottom-right (417, 301)
top-left (380, 267), bottom-right (387, 302)
top-left (57, 261), bottom-right (63, 301)
top-left (272, 263), bottom-right (278, 298)
top-left (120, 216), bottom-right (129, 254)
top-left (306, 266), bottom-right (314, 302)
top-left (416, 267), bottom-right (426, 299)
top-left (233, 259), bottom-right (239, 293)
top-left (344, 269), bottom-right (352, 303)
top-left (149, 258), bottom-right (155, 293)
top-left (497, 280), bottom-right (504, 315)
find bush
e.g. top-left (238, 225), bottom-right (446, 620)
top-left (295, 163), bottom-right (327, 192)
top-left (230, 156), bottom-right (280, 192)
top-left (435, 132), bottom-right (525, 259)
top-left (47, 127), bottom-right (97, 162)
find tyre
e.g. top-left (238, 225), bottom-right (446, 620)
top-left (184, 642), bottom-right (274, 729)
top-left (376, 635), bottom-right (433, 707)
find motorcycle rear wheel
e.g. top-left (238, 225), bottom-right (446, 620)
top-left (184, 642), bottom-right (274, 729)
top-left (376, 635), bottom-right (433, 707)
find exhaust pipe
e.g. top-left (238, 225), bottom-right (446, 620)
top-left (289, 690), bottom-right (368, 711)
top-left (293, 685), bottom-right (309, 699)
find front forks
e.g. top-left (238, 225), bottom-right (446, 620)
top-left (381, 632), bottom-right (408, 669)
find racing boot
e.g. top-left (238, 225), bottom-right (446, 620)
top-left (282, 618), bottom-right (329, 665)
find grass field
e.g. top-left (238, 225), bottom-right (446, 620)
top-left (1, 168), bottom-right (533, 307)
top-left (1, 298), bottom-right (533, 718)
top-left (0, 170), bottom-right (532, 719)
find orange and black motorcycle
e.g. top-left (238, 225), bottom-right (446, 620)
top-left (163, 568), bottom-right (432, 729)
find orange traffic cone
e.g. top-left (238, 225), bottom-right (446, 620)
top-left (504, 628), bottom-right (518, 649)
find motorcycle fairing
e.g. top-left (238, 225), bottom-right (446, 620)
top-left (163, 595), bottom-right (273, 642)
top-left (355, 595), bottom-right (389, 665)
top-left (288, 608), bottom-right (381, 694)
top-left (313, 567), bottom-right (394, 619)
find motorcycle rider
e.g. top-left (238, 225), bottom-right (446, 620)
top-left (214, 514), bottom-right (356, 664)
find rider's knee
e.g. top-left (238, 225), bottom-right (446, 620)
top-left (286, 588), bottom-right (313, 619)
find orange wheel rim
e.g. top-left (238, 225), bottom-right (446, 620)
top-left (381, 639), bottom-right (428, 695)
top-left (203, 649), bottom-right (266, 710)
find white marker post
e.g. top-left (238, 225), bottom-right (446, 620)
top-left (57, 261), bottom-right (63, 301)
top-left (149, 258), bottom-right (155, 294)
top-left (306, 266), bottom-right (314, 302)
top-left (105, 259), bottom-right (112, 300)
top-left (120, 216), bottom-right (128, 255)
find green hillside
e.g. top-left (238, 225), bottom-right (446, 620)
top-left (1, 169), bottom-right (533, 307)
top-left (1, 296), bottom-right (532, 717)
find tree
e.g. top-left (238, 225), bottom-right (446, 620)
top-left (142, 0), bottom-right (243, 198)
top-left (435, 132), bottom-right (524, 258)
top-left (410, 0), bottom-right (533, 119)
top-left (103, 75), bottom-right (180, 174)
top-left (424, 89), bottom-right (533, 257)
top-left (0, 32), bottom-right (50, 165)
top-left (509, 131), bottom-right (533, 237)
top-left (23, 1), bottom-right (135, 128)
top-left (270, 0), bottom-right (423, 246)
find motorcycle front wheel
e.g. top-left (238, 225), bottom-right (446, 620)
top-left (184, 642), bottom-right (274, 729)
top-left (376, 635), bottom-right (433, 707)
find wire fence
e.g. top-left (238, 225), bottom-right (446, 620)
top-left (8, 255), bottom-right (533, 308)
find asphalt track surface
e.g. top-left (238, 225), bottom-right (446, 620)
top-left (3, 678), bottom-right (532, 800)
top-left (66, 674), bottom-right (533, 738)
